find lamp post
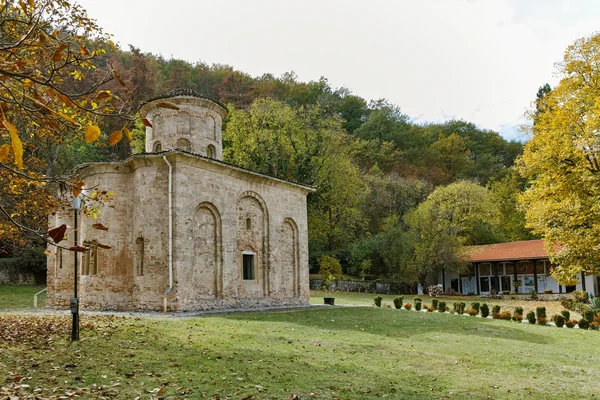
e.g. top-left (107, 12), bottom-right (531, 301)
top-left (71, 195), bottom-right (81, 342)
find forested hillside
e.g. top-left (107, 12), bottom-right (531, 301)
top-left (2, 42), bottom-right (533, 286)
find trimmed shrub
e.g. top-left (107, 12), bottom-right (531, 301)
top-left (535, 307), bottom-right (546, 319)
top-left (560, 310), bottom-right (571, 321)
top-left (480, 303), bottom-right (490, 318)
top-left (553, 314), bottom-right (565, 328)
top-left (459, 302), bottom-right (466, 314)
top-left (537, 317), bottom-right (548, 326)
top-left (471, 302), bottom-right (480, 312)
top-left (526, 311), bottom-right (536, 324)
top-left (584, 310), bottom-right (595, 323)
top-left (415, 301), bottom-right (422, 311)
top-left (544, 289), bottom-right (553, 294)
top-left (491, 305), bottom-right (501, 315)
top-left (432, 299), bottom-right (439, 309)
top-left (467, 308), bottom-right (478, 316)
top-left (404, 303), bottom-right (412, 310)
top-left (414, 297), bottom-right (422, 303)
top-left (502, 290), bottom-right (510, 295)
top-left (374, 296), bottom-right (383, 307)
top-left (514, 306), bottom-right (524, 316)
top-left (393, 296), bottom-right (403, 309)
top-left (579, 318), bottom-right (590, 330)
top-left (438, 301), bottom-right (446, 313)
top-left (565, 319), bottom-right (576, 328)
top-left (512, 314), bottom-right (523, 322)
top-left (498, 311), bottom-right (512, 320)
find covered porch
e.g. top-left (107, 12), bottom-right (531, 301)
top-left (438, 240), bottom-right (599, 296)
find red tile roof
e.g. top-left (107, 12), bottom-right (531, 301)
top-left (459, 240), bottom-right (561, 262)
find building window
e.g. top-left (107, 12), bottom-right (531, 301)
top-left (135, 237), bottom-right (144, 276)
top-left (153, 141), bottom-right (162, 152)
top-left (56, 248), bottom-right (62, 269)
top-left (243, 252), bottom-right (255, 280)
top-left (176, 138), bottom-right (191, 152)
top-left (82, 241), bottom-right (99, 276)
top-left (246, 218), bottom-right (251, 230)
top-left (207, 144), bottom-right (216, 159)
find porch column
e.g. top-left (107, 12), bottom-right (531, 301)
top-left (581, 271), bottom-right (587, 291)
top-left (533, 260), bottom-right (539, 293)
top-left (513, 262), bottom-right (518, 294)
top-left (442, 268), bottom-right (446, 292)
top-left (475, 263), bottom-right (480, 295)
top-left (559, 284), bottom-right (563, 294)
top-left (458, 273), bottom-right (462, 294)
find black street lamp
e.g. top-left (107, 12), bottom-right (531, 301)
top-left (71, 195), bottom-right (81, 342)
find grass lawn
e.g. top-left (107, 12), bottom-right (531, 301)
top-left (0, 284), bottom-right (46, 309)
top-left (2, 305), bottom-right (600, 399)
top-left (310, 290), bottom-right (579, 318)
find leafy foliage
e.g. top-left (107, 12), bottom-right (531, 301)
top-left (519, 32), bottom-right (600, 283)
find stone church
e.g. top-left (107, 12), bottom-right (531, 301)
top-left (46, 89), bottom-right (313, 311)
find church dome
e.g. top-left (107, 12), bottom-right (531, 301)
top-left (139, 89), bottom-right (228, 159)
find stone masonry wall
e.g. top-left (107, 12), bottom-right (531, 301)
top-left (47, 153), bottom-right (312, 312)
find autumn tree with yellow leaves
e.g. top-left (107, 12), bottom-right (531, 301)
top-left (0, 0), bottom-right (132, 251)
top-left (519, 33), bottom-right (600, 284)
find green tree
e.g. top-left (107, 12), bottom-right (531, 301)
top-left (519, 33), bottom-right (600, 283)
top-left (405, 181), bottom-right (501, 285)
top-left (223, 99), bottom-right (368, 258)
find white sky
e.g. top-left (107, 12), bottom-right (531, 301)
top-left (76, 0), bottom-right (600, 141)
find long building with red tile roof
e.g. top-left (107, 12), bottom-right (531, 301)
top-left (438, 240), bottom-right (597, 296)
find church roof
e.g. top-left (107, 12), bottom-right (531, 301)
top-left (74, 150), bottom-right (315, 194)
top-left (144, 88), bottom-right (227, 111)
top-left (459, 239), bottom-right (562, 262)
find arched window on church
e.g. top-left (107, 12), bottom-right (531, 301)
top-left (153, 141), bottom-right (162, 152)
top-left (207, 144), bottom-right (216, 159)
top-left (176, 138), bottom-right (191, 152)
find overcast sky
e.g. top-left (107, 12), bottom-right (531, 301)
top-left (76, 0), bottom-right (600, 141)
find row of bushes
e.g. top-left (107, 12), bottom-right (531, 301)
top-left (374, 296), bottom-right (600, 330)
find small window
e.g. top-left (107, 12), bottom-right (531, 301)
top-left (207, 144), bottom-right (216, 159)
top-left (153, 141), bottom-right (162, 152)
top-left (56, 248), bottom-right (62, 269)
top-left (135, 237), bottom-right (144, 276)
top-left (176, 138), bottom-right (191, 152)
top-left (243, 253), bottom-right (255, 280)
top-left (246, 218), bottom-right (251, 230)
top-left (82, 241), bottom-right (98, 276)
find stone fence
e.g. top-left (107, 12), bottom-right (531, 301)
top-left (310, 278), bottom-right (414, 294)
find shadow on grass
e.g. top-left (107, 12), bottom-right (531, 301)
top-left (221, 307), bottom-right (554, 345)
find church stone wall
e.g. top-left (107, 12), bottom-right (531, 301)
top-left (47, 153), bottom-right (311, 312)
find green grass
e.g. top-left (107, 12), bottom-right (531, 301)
top-left (0, 284), bottom-right (46, 309)
top-left (2, 306), bottom-right (600, 399)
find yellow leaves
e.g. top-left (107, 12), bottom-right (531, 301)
top-left (96, 90), bottom-right (112, 101)
top-left (1, 120), bottom-right (23, 168)
top-left (85, 125), bottom-right (101, 143)
top-left (123, 127), bottom-right (132, 141)
top-left (71, 70), bottom-right (84, 81)
top-left (108, 130), bottom-right (122, 146)
top-left (0, 145), bottom-right (10, 163)
top-left (112, 69), bottom-right (126, 86)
